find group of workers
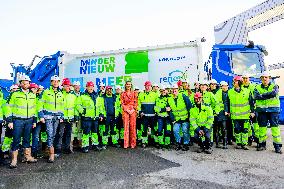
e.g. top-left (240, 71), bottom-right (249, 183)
top-left (0, 71), bottom-right (282, 169)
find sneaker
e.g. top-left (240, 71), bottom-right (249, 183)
top-left (204, 148), bottom-right (213, 154)
top-left (275, 147), bottom-right (282, 154)
top-left (242, 145), bottom-right (249, 150)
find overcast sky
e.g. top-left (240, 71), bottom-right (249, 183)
top-left (0, 0), bottom-right (267, 79)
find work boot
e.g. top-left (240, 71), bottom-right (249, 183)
top-left (10, 150), bottom-right (18, 169)
top-left (242, 145), bottom-right (249, 150)
top-left (181, 144), bottom-right (189, 151)
top-left (275, 147), bottom-right (282, 154)
top-left (82, 147), bottom-right (89, 153)
top-left (0, 151), bottom-right (9, 166)
top-left (248, 137), bottom-right (253, 146)
top-left (22, 148), bottom-right (37, 163)
top-left (93, 145), bottom-right (102, 151)
top-left (175, 144), bottom-right (182, 151)
top-left (196, 148), bottom-right (203, 153)
top-left (222, 145), bottom-right (228, 149)
top-left (47, 147), bottom-right (55, 163)
top-left (204, 148), bottom-right (213, 154)
top-left (215, 144), bottom-right (221, 148)
top-left (141, 144), bottom-right (147, 148)
top-left (101, 145), bottom-right (107, 150)
top-left (236, 145), bottom-right (242, 149)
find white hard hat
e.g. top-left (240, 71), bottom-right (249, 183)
top-left (38, 85), bottom-right (44, 89)
top-left (99, 82), bottom-right (105, 87)
top-left (200, 80), bottom-right (209, 85)
top-left (19, 75), bottom-right (31, 82)
top-left (220, 81), bottom-right (228, 86)
top-left (50, 75), bottom-right (60, 81)
top-left (115, 85), bottom-right (121, 90)
top-left (73, 81), bottom-right (81, 86)
top-left (153, 83), bottom-right (159, 87)
top-left (172, 84), bottom-right (179, 89)
top-left (242, 72), bottom-right (250, 78)
top-left (160, 85), bottom-right (166, 90)
top-left (181, 79), bottom-right (187, 83)
top-left (260, 71), bottom-right (271, 77)
top-left (165, 85), bottom-right (171, 89)
top-left (134, 86), bottom-right (140, 90)
top-left (210, 79), bottom-right (218, 84)
top-left (10, 84), bottom-right (19, 90)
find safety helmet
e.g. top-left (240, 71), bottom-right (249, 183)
top-left (73, 81), bottom-right (81, 86)
top-left (86, 81), bottom-right (95, 87)
top-left (134, 86), bottom-right (140, 90)
top-left (233, 76), bottom-right (243, 82)
top-left (210, 79), bottom-right (218, 84)
top-left (29, 83), bottom-right (39, 89)
top-left (38, 85), bottom-right (44, 89)
top-left (50, 75), bottom-right (60, 81)
top-left (115, 85), bottom-right (121, 90)
top-left (172, 84), bottom-right (179, 89)
top-left (10, 84), bottom-right (19, 91)
top-left (177, 80), bottom-right (182, 87)
top-left (152, 83), bottom-right (159, 87)
top-left (106, 86), bottom-right (113, 90)
top-left (19, 75), bottom-right (31, 82)
top-left (194, 92), bottom-right (203, 99)
top-left (62, 78), bottom-right (71, 86)
top-left (220, 81), bottom-right (228, 86)
top-left (260, 71), bottom-right (271, 78)
top-left (144, 81), bottom-right (152, 87)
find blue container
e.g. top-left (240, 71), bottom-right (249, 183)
top-left (280, 96), bottom-right (284, 124)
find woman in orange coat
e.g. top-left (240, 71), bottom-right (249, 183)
top-left (120, 81), bottom-right (138, 148)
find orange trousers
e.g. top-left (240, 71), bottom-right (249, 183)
top-left (122, 111), bottom-right (137, 148)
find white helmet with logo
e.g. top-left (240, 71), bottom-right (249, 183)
top-left (19, 75), bottom-right (31, 82)
top-left (260, 71), bottom-right (271, 77)
top-left (220, 81), bottom-right (228, 86)
top-left (10, 84), bottom-right (19, 91)
top-left (50, 75), bottom-right (60, 81)
top-left (115, 85), bottom-right (122, 90)
top-left (210, 79), bottom-right (218, 84)
top-left (73, 81), bottom-right (81, 86)
top-left (99, 82), bottom-right (105, 87)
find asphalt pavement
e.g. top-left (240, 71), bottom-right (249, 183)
top-left (0, 127), bottom-right (283, 189)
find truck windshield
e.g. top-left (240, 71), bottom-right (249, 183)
top-left (231, 52), bottom-right (262, 76)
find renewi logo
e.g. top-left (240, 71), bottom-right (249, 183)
top-left (80, 56), bottom-right (116, 74)
top-left (159, 70), bottom-right (187, 85)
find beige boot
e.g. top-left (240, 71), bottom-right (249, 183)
top-left (22, 148), bottom-right (37, 163)
top-left (48, 147), bottom-right (55, 163)
top-left (10, 150), bottom-right (18, 169)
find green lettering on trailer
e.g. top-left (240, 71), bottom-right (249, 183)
top-left (125, 51), bottom-right (150, 74)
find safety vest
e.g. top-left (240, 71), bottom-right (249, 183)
top-left (168, 94), bottom-right (188, 121)
top-left (76, 92), bottom-right (97, 118)
top-left (138, 91), bottom-right (157, 116)
top-left (115, 94), bottom-right (122, 117)
top-left (154, 95), bottom-right (169, 117)
top-left (202, 91), bottom-right (218, 114)
top-left (6, 89), bottom-right (37, 120)
top-left (255, 83), bottom-right (280, 112)
top-left (228, 88), bottom-right (251, 120)
top-left (215, 90), bottom-right (224, 111)
top-left (63, 91), bottom-right (78, 120)
top-left (190, 105), bottom-right (214, 130)
top-left (39, 87), bottom-right (64, 117)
